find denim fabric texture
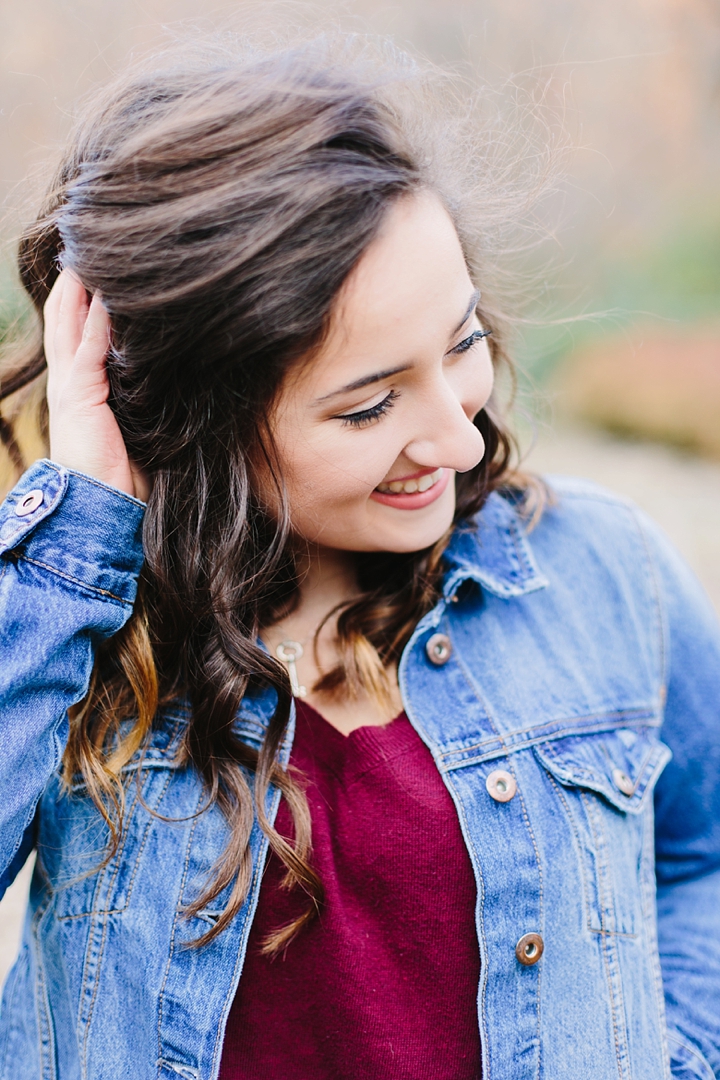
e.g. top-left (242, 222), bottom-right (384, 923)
top-left (0, 459), bottom-right (719, 1080)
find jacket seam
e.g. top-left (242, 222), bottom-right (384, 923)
top-left (209, 825), bottom-right (272, 1075)
top-left (631, 507), bottom-right (668, 706)
top-left (443, 632), bottom-right (514, 758)
top-left (156, 805), bottom-right (201, 1077)
top-left (642, 806), bottom-right (672, 1079)
top-left (56, 771), bottom-right (173, 919)
top-left (79, 781), bottom-right (146, 1073)
top-left (601, 923), bottom-right (628, 1080)
top-left (514, 763), bottom-right (544, 1080)
top-left (506, 517), bottom-right (534, 580)
top-left (16, 554), bottom-right (133, 606)
top-left (667, 1031), bottom-right (715, 1079)
top-left (439, 707), bottom-right (657, 760)
top-left (544, 771), bottom-right (593, 935)
top-left (30, 892), bottom-right (55, 1080)
top-left (434, 631), bottom-right (512, 1080)
top-left (584, 791), bottom-right (634, 938)
top-left (63, 469), bottom-right (145, 508)
top-left (585, 788), bottom-right (633, 1078)
top-left (440, 713), bottom-right (660, 769)
top-left (77, 765), bottom-right (171, 1063)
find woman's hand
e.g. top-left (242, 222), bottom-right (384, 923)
top-left (44, 269), bottom-right (150, 501)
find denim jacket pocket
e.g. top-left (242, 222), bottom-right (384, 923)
top-left (38, 766), bottom-right (174, 921)
top-left (37, 716), bottom-right (186, 921)
top-left (535, 723), bottom-right (672, 936)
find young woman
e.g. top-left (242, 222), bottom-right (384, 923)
top-left (0, 33), bottom-right (719, 1080)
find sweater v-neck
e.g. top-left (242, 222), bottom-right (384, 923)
top-left (219, 696), bottom-right (482, 1080)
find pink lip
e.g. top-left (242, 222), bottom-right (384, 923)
top-left (369, 468), bottom-right (451, 510)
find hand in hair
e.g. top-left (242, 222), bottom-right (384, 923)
top-left (43, 269), bottom-right (150, 501)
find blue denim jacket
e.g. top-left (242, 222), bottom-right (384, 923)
top-left (1, 459), bottom-right (719, 1080)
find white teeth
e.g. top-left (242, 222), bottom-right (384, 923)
top-left (376, 467), bottom-right (443, 495)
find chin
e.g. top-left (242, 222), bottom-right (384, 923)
top-left (366, 492), bottom-right (456, 553)
top-left (378, 526), bottom-right (451, 554)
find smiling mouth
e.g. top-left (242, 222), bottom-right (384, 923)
top-left (375, 467), bottom-right (444, 495)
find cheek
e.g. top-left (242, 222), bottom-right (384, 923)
top-left (474, 347), bottom-right (495, 411)
top-left (282, 437), bottom-right (383, 517)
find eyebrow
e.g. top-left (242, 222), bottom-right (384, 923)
top-left (315, 288), bottom-right (481, 405)
top-left (452, 289), bottom-right (480, 335)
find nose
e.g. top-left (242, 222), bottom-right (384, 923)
top-left (403, 381), bottom-right (488, 474)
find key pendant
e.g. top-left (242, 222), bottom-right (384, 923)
top-left (276, 640), bottom-right (307, 697)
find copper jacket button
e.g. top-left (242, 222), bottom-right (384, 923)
top-left (425, 633), bottom-right (452, 665)
top-left (486, 769), bottom-right (517, 802)
top-left (15, 489), bottom-right (44, 517)
top-left (516, 933), bottom-right (544, 966)
top-left (612, 767), bottom-right (635, 796)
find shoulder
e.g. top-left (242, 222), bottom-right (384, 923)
top-left (509, 475), bottom-right (716, 634)
top-left (448, 474), bottom-right (659, 603)
top-left (521, 473), bottom-right (655, 551)
top-left (534, 473), bottom-right (640, 518)
top-left (527, 473), bottom-right (693, 582)
top-left (482, 474), bottom-right (667, 609)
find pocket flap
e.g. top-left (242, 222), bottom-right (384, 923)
top-left (534, 724), bottom-right (671, 813)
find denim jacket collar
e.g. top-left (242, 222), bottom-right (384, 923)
top-left (238, 490), bottom-right (549, 738)
top-left (442, 489), bottom-right (549, 601)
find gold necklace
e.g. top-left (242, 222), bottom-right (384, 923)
top-left (275, 640), bottom-right (307, 697)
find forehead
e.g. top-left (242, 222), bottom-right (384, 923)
top-left (294, 190), bottom-right (473, 396)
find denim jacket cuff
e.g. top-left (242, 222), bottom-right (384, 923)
top-left (0, 459), bottom-right (146, 605)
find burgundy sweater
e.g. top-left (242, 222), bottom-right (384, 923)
top-left (219, 699), bottom-right (481, 1079)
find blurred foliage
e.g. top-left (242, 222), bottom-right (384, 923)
top-left (598, 209), bottom-right (720, 324)
top-left (1, 0), bottom-right (720, 455)
top-left (0, 257), bottom-right (31, 349)
top-left (514, 201), bottom-right (720, 385)
top-left (0, 253), bottom-right (42, 494)
top-left (555, 325), bottom-right (720, 457)
top-left (525, 199), bottom-right (720, 459)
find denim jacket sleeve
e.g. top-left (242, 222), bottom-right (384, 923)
top-left (0, 459), bottom-right (145, 899)
top-left (638, 509), bottom-right (720, 1080)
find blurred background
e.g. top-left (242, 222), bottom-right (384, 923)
top-left (1, 0), bottom-right (720, 977)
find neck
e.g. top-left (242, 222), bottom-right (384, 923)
top-left (263, 542), bottom-right (404, 731)
top-left (293, 544), bottom-right (359, 628)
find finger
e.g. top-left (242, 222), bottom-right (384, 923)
top-left (43, 267), bottom-right (66, 327)
top-left (45, 269), bottom-right (89, 375)
top-left (43, 270), bottom-right (67, 369)
top-left (55, 270), bottom-right (90, 367)
top-left (75, 293), bottom-right (111, 377)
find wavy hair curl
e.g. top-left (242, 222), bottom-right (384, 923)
top-left (0, 31), bottom-right (547, 950)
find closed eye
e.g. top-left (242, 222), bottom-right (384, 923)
top-left (450, 329), bottom-right (492, 355)
top-left (335, 389), bottom-right (399, 428)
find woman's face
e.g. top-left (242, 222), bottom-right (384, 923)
top-left (270, 191), bottom-right (494, 554)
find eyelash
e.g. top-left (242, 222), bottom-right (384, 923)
top-left (338, 389), bottom-right (399, 428)
top-left (452, 328), bottom-right (492, 354)
top-left (335, 330), bottom-right (491, 428)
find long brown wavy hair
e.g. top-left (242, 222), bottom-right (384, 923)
top-left (0, 32), bottom-right (544, 951)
